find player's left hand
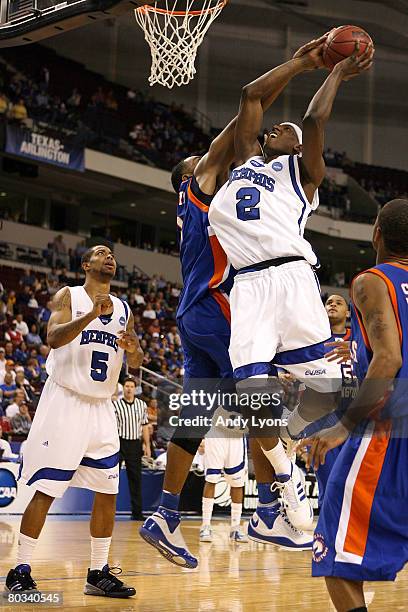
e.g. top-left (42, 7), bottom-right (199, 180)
top-left (325, 340), bottom-right (351, 364)
top-left (293, 34), bottom-right (328, 71)
top-left (117, 330), bottom-right (138, 353)
top-left (303, 421), bottom-right (350, 469)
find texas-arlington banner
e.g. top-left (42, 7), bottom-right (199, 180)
top-left (5, 124), bottom-right (85, 172)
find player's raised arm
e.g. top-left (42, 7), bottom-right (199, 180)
top-left (47, 286), bottom-right (111, 349)
top-left (233, 36), bottom-right (328, 167)
top-left (301, 43), bottom-right (374, 200)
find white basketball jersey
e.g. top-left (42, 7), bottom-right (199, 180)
top-left (46, 286), bottom-right (129, 399)
top-left (208, 154), bottom-right (319, 270)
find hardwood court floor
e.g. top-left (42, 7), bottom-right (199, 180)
top-left (1, 517), bottom-right (408, 611)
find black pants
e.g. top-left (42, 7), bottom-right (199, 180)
top-left (119, 438), bottom-right (142, 517)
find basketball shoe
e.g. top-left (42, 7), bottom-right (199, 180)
top-left (84, 565), bottom-right (135, 598)
top-left (140, 507), bottom-right (198, 569)
top-left (4, 564), bottom-right (38, 594)
top-left (272, 463), bottom-right (313, 531)
top-left (230, 528), bottom-right (248, 543)
top-left (199, 525), bottom-right (213, 542)
top-left (247, 505), bottom-right (312, 550)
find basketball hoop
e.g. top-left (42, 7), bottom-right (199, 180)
top-left (135, 1), bottom-right (228, 89)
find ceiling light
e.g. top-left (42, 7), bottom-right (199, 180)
top-left (160, 210), bottom-right (167, 215)
top-left (130, 202), bottom-right (136, 208)
top-left (0, 192), bottom-right (7, 197)
top-left (359, 249), bottom-right (366, 255)
top-left (327, 245), bottom-right (334, 251)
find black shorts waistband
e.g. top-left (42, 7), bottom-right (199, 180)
top-left (237, 256), bottom-right (306, 274)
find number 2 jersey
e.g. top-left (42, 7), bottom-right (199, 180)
top-left (208, 155), bottom-right (319, 269)
top-left (177, 175), bottom-right (235, 319)
top-left (351, 262), bottom-right (408, 420)
top-left (46, 286), bottom-right (129, 399)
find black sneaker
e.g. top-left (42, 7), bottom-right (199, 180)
top-left (5, 564), bottom-right (38, 594)
top-left (84, 565), bottom-right (136, 598)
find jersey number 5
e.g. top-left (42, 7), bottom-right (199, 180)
top-left (91, 350), bottom-right (109, 382)
top-left (236, 187), bottom-right (260, 221)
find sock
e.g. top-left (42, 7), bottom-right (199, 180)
top-left (16, 533), bottom-right (38, 567)
top-left (90, 536), bottom-right (111, 571)
top-left (257, 483), bottom-right (279, 507)
top-left (202, 496), bottom-right (214, 527)
top-left (262, 441), bottom-right (292, 475)
top-left (160, 490), bottom-right (180, 511)
top-left (286, 408), bottom-right (311, 438)
top-left (230, 502), bottom-right (242, 528)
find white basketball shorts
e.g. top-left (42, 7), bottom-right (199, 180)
top-left (229, 260), bottom-right (340, 392)
top-left (19, 378), bottom-right (120, 498)
top-left (204, 429), bottom-right (247, 487)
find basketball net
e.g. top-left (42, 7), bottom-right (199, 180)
top-left (135, 1), bottom-right (227, 89)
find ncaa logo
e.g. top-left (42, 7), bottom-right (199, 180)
top-left (0, 468), bottom-right (17, 508)
top-left (272, 161), bottom-right (283, 172)
top-left (119, 316), bottom-right (126, 326)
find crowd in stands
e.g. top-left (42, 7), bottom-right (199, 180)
top-left (0, 260), bottom-right (184, 454)
top-left (0, 46), bottom-right (210, 170)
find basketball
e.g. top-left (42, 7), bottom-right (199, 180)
top-left (323, 25), bottom-right (373, 70)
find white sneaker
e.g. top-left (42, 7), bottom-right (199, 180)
top-left (272, 463), bottom-right (313, 531)
top-left (199, 525), bottom-right (213, 542)
top-left (248, 505), bottom-right (312, 550)
top-left (230, 528), bottom-right (248, 543)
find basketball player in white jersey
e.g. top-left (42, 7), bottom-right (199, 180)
top-left (209, 41), bottom-right (374, 530)
top-left (5, 245), bottom-right (143, 598)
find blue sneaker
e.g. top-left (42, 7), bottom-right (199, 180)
top-left (248, 506), bottom-right (312, 550)
top-left (139, 507), bottom-right (198, 569)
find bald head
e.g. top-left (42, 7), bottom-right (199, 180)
top-left (376, 199), bottom-right (408, 256)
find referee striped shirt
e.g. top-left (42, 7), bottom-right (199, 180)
top-left (113, 397), bottom-right (149, 440)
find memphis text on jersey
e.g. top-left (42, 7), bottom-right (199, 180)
top-left (80, 329), bottom-right (119, 352)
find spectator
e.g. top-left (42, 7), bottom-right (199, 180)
top-left (11, 402), bottom-right (32, 435)
top-left (15, 369), bottom-right (35, 402)
top-left (1, 373), bottom-right (17, 408)
top-left (16, 286), bottom-right (31, 308)
top-left (38, 300), bottom-right (52, 333)
top-left (5, 321), bottom-right (23, 346)
top-left (0, 92), bottom-right (9, 115)
top-left (19, 269), bottom-right (36, 288)
top-left (132, 288), bottom-right (145, 306)
top-left (142, 303), bottom-right (156, 320)
top-left (0, 424), bottom-right (13, 459)
top-left (6, 290), bottom-right (16, 315)
top-left (10, 98), bottom-right (28, 122)
top-left (52, 234), bottom-right (68, 267)
top-left (27, 291), bottom-right (39, 309)
top-left (58, 267), bottom-right (70, 285)
top-left (13, 341), bottom-right (28, 365)
top-left (14, 313), bottom-right (29, 337)
top-left (26, 324), bottom-right (42, 347)
top-left (0, 347), bottom-right (6, 381)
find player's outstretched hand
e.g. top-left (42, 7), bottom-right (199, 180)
top-left (304, 421), bottom-right (350, 470)
top-left (325, 340), bottom-right (351, 364)
top-left (293, 34), bottom-right (328, 71)
top-left (334, 42), bottom-right (374, 81)
top-left (90, 293), bottom-right (113, 317)
top-left (117, 330), bottom-right (138, 353)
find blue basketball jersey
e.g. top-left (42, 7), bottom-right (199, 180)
top-left (177, 175), bottom-right (235, 319)
top-left (351, 262), bottom-right (408, 419)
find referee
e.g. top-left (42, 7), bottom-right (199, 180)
top-left (113, 377), bottom-right (151, 521)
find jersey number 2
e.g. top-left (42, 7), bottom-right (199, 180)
top-left (91, 351), bottom-right (109, 382)
top-left (236, 187), bottom-right (260, 221)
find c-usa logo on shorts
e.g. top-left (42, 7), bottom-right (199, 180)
top-left (312, 533), bottom-right (328, 563)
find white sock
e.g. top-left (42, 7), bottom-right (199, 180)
top-left (202, 497), bottom-right (214, 527)
top-left (230, 502), bottom-right (242, 528)
top-left (90, 536), bottom-right (111, 571)
top-left (262, 441), bottom-right (292, 475)
top-left (16, 533), bottom-right (38, 567)
top-left (286, 408), bottom-right (311, 438)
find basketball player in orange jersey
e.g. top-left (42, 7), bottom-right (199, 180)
top-left (307, 200), bottom-right (408, 612)
top-left (140, 37), bottom-right (331, 566)
top-left (5, 245), bottom-right (143, 598)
